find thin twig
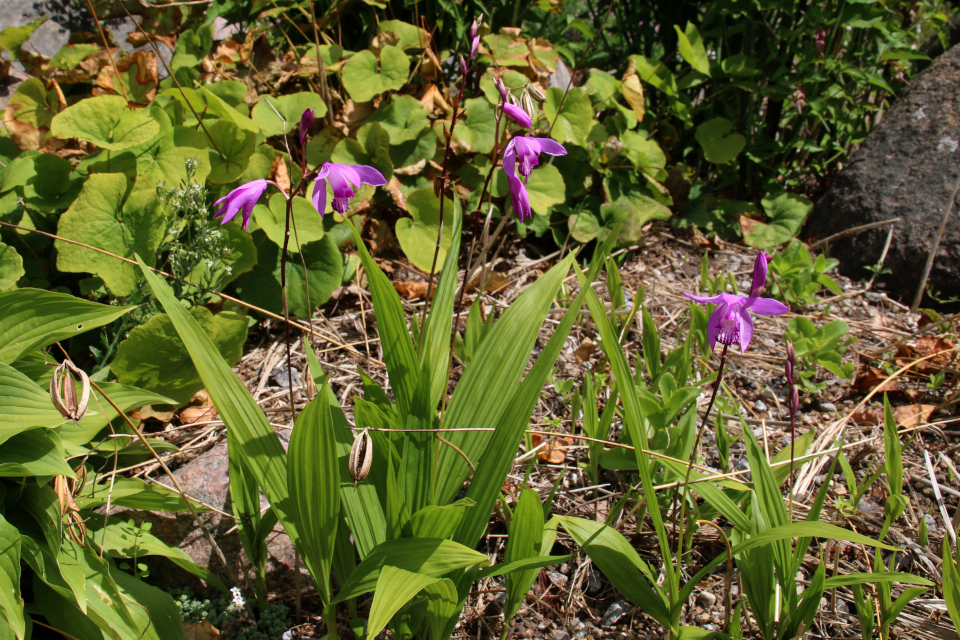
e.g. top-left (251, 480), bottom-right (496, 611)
top-left (86, 0), bottom-right (129, 103)
top-left (912, 170), bottom-right (960, 310)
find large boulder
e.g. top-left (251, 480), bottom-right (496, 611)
top-left (806, 42), bottom-right (960, 302)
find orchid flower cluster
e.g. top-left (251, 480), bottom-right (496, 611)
top-left (211, 15), bottom-right (566, 233)
top-left (684, 252), bottom-right (788, 354)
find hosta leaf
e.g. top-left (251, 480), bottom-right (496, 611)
top-left (51, 95), bottom-right (161, 151)
top-left (253, 193), bottom-right (325, 247)
top-left (544, 87), bottom-right (593, 147)
top-left (0, 430), bottom-right (73, 477)
top-left (366, 566), bottom-right (441, 640)
top-left (696, 117), bottom-right (746, 164)
top-left (0, 514), bottom-right (23, 639)
top-left (235, 234), bottom-right (342, 317)
top-left (55, 173), bottom-right (167, 297)
top-left (741, 192), bottom-right (813, 250)
top-left (111, 308), bottom-right (248, 406)
top-left (125, 126), bottom-right (211, 210)
top-left (251, 92), bottom-right (329, 138)
top-left (341, 46), bottom-right (409, 103)
top-left (2, 77), bottom-right (63, 150)
top-left (395, 189), bottom-right (454, 272)
top-left (205, 120), bottom-right (256, 184)
top-left (0, 243), bottom-right (23, 290)
top-left (442, 98), bottom-right (496, 154)
top-left (0, 289), bottom-right (133, 362)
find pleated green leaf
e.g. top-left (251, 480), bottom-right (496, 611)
top-left (288, 392), bottom-right (341, 603)
top-left (558, 516), bottom-right (672, 627)
top-left (365, 565), bottom-right (441, 640)
top-left (574, 263), bottom-right (677, 598)
top-left (503, 489), bottom-right (545, 622)
top-left (334, 538), bottom-right (489, 603)
top-left (0, 289), bottom-right (133, 363)
top-left (435, 253), bottom-right (576, 505)
top-left (0, 364), bottom-right (68, 444)
top-left (0, 514), bottom-right (23, 639)
top-left (348, 220), bottom-right (419, 418)
top-left (944, 538), bottom-right (960, 630)
top-left (422, 578), bottom-right (459, 640)
top-left (134, 255), bottom-right (297, 538)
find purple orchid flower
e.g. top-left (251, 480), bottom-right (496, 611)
top-left (312, 162), bottom-right (387, 216)
top-left (684, 252), bottom-right (788, 353)
top-left (213, 179), bottom-right (270, 231)
top-left (502, 136), bottom-right (566, 221)
top-left (502, 102), bottom-right (532, 128)
top-left (299, 108), bottom-right (316, 148)
top-left (494, 76), bottom-right (508, 102)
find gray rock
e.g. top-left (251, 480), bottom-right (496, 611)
top-left (807, 43), bottom-right (960, 302)
top-left (601, 602), bottom-right (627, 627)
top-left (754, 400), bottom-right (768, 412)
top-left (552, 631), bottom-right (571, 640)
top-left (697, 591), bottom-right (717, 607)
top-left (819, 402), bottom-right (838, 413)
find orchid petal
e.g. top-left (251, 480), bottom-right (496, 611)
top-left (746, 297), bottom-right (788, 316)
top-left (535, 138), bottom-right (567, 156)
top-left (737, 306), bottom-right (754, 353)
top-left (351, 164), bottom-right (387, 186)
top-left (326, 168), bottom-right (355, 199)
top-left (706, 304), bottom-right (725, 351)
top-left (333, 164), bottom-right (362, 189)
top-left (503, 141), bottom-right (518, 181)
top-left (683, 292), bottom-right (725, 304)
top-left (312, 177), bottom-right (328, 215)
top-left (507, 174), bottom-right (531, 221)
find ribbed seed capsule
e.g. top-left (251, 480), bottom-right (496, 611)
top-left (526, 83), bottom-right (546, 103)
top-left (349, 428), bottom-right (373, 488)
top-left (507, 93), bottom-right (520, 108)
top-left (520, 91), bottom-right (536, 121)
top-left (50, 360), bottom-right (90, 421)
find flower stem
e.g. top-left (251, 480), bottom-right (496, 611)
top-left (419, 64), bottom-right (472, 348)
top-left (675, 343), bottom-right (728, 566)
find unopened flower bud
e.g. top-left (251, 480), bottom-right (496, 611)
top-left (349, 428), bottom-right (373, 488)
top-left (520, 91), bottom-right (536, 121)
top-left (785, 342), bottom-right (796, 384)
top-left (50, 360), bottom-right (90, 421)
top-left (493, 76), bottom-right (508, 102)
top-left (790, 386), bottom-right (800, 416)
top-left (460, 55), bottom-right (467, 76)
top-left (526, 83), bottom-right (546, 103)
top-left (470, 15), bottom-right (482, 39)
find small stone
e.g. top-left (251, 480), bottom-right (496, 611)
top-left (754, 400), bottom-right (768, 412)
top-left (760, 389), bottom-right (776, 401)
top-left (697, 591), bottom-right (717, 607)
top-left (552, 631), bottom-right (571, 640)
top-left (547, 571), bottom-right (568, 587)
top-left (560, 563), bottom-right (571, 575)
top-left (602, 602), bottom-right (628, 627)
top-left (819, 402), bottom-right (837, 413)
top-left (924, 514), bottom-right (938, 532)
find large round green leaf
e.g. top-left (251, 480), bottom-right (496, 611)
top-left (396, 189), bottom-right (454, 272)
top-left (494, 164), bottom-right (566, 217)
top-left (3, 77), bottom-right (62, 150)
top-left (112, 307), bottom-right (248, 406)
top-left (253, 193), bottom-right (325, 247)
top-left (252, 92), bottom-right (329, 138)
top-left (205, 120), bottom-right (256, 184)
top-left (50, 95), bottom-right (161, 151)
top-left (600, 191), bottom-right (672, 246)
top-left (55, 173), bottom-right (167, 297)
top-left (544, 87), bottom-right (593, 147)
top-left (0, 243), bottom-right (23, 290)
top-left (742, 192), bottom-right (813, 250)
top-left (438, 98), bottom-right (496, 154)
top-left (236, 233), bottom-right (342, 318)
top-left (127, 126), bottom-right (211, 210)
top-left (695, 118), bottom-right (746, 164)
top-left (369, 95), bottom-right (429, 144)
top-left (341, 46), bottom-right (409, 103)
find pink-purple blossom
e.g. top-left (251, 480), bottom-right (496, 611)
top-left (502, 136), bottom-right (566, 221)
top-left (213, 179), bottom-right (270, 231)
top-left (684, 252), bottom-right (788, 353)
top-left (502, 103), bottom-right (532, 128)
top-left (312, 163), bottom-right (387, 216)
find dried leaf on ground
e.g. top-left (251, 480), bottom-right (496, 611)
top-left (393, 281), bottom-right (432, 299)
top-left (896, 335), bottom-right (955, 374)
top-left (574, 338), bottom-right (598, 364)
top-left (184, 621), bottom-right (221, 640)
top-left (532, 433), bottom-right (573, 464)
top-left (892, 404), bottom-right (937, 428)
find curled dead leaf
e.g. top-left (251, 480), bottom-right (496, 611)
top-left (621, 59), bottom-right (645, 122)
top-left (268, 154), bottom-right (291, 194)
top-left (892, 404), bottom-right (937, 428)
top-left (184, 620), bottom-right (222, 640)
top-left (393, 281), bottom-right (433, 299)
top-left (574, 338), bottom-right (598, 365)
top-left (532, 433), bottom-right (573, 464)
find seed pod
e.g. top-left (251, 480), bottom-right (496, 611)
top-left (520, 91), bottom-right (536, 121)
top-left (50, 360), bottom-right (90, 421)
top-left (526, 83), bottom-right (546, 104)
top-left (349, 428), bottom-right (373, 487)
top-left (603, 135), bottom-right (623, 159)
top-left (507, 93), bottom-right (520, 108)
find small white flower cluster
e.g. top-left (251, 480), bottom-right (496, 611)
top-left (230, 586), bottom-right (245, 610)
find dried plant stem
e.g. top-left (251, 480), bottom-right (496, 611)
top-left (86, 0), bottom-right (129, 103)
top-left (676, 344), bottom-right (728, 563)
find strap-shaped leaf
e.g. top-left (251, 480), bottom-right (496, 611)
top-left (135, 256), bottom-right (297, 538)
